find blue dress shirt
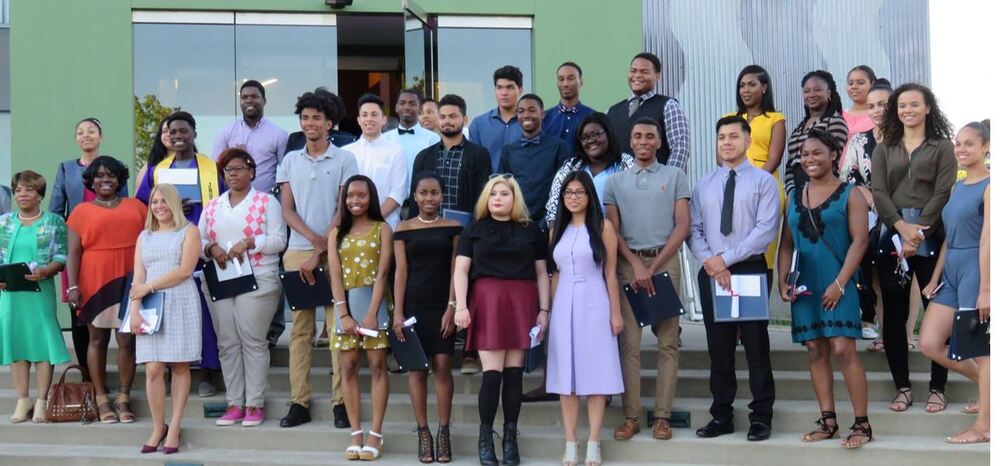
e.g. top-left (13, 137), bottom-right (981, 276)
top-left (542, 102), bottom-right (595, 150)
top-left (499, 133), bottom-right (571, 224)
top-left (469, 107), bottom-right (522, 172)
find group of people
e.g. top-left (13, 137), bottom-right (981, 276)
top-left (0, 50), bottom-right (989, 466)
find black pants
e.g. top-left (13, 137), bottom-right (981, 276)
top-left (859, 249), bottom-right (877, 324)
top-left (874, 253), bottom-right (949, 391)
top-left (697, 257), bottom-right (775, 424)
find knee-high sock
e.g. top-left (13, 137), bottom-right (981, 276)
top-left (502, 367), bottom-right (524, 424)
top-left (479, 370), bottom-right (502, 425)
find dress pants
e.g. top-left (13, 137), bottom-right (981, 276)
top-left (617, 253), bottom-right (681, 419)
top-left (205, 271), bottom-right (282, 408)
top-left (697, 256), bottom-right (775, 424)
top-left (284, 250), bottom-right (342, 408)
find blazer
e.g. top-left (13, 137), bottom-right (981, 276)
top-left (49, 159), bottom-right (129, 218)
top-left (411, 138), bottom-right (492, 215)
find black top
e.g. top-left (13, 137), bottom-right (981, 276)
top-left (458, 217), bottom-right (546, 281)
top-left (607, 94), bottom-right (672, 165)
top-left (394, 226), bottom-right (464, 307)
top-left (411, 138), bottom-right (492, 215)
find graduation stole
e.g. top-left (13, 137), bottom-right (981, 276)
top-left (153, 153), bottom-right (220, 202)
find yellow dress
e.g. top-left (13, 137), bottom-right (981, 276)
top-left (725, 111), bottom-right (786, 269)
top-left (332, 222), bottom-right (392, 351)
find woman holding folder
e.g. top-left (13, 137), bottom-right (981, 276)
top-left (0, 171), bottom-right (70, 423)
top-left (328, 174), bottom-right (394, 461)
top-left (777, 129), bottom-right (872, 448)
top-left (199, 148), bottom-right (287, 427)
top-left (392, 172), bottom-right (463, 463)
top-left (129, 184), bottom-right (202, 454)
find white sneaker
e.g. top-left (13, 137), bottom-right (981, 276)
top-left (861, 326), bottom-right (879, 340)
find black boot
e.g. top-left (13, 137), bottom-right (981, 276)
top-left (478, 424), bottom-right (498, 466)
top-left (501, 422), bottom-right (520, 465)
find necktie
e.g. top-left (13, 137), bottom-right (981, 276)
top-left (520, 136), bottom-right (541, 147)
top-left (720, 169), bottom-right (736, 236)
top-left (397, 128), bottom-right (415, 135)
top-left (628, 97), bottom-right (642, 117)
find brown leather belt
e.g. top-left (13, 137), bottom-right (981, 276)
top-left (630, 246), bottom-right (663, 258)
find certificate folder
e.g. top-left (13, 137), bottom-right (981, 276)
top-left (949, 308), bottom-right (989, 361)
top-left (279, 267), bottom-right (334, 310)
top-left (202, 258), bottom-right (258, 301)
top-left (524, 326), bottom-right (545, 373)
top-left (388, 320), bottom-right (430, 371)
top-left (442, 209), bottom-right (472, 227)
top-left (712, 273), bottom-right (770, 322)
top-left (335, 286), bottom-right (390, 334)
top-left (622, 272), bottom-right (685, 327)
top-left (158, 169), bottom-right (202, 202)
top-left (0, 262), bottom-right (40, 292)
top-left (119, 291), bottom-right (165, 334)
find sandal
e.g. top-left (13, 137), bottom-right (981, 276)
top-left (10, 398), bottom-right (32, 423)
top-left (436, 424), bottom-right (452, 463)
top-left (359, 430), bottom-right (383, 461)
top-left (946, 428), bottom-right (991, 444)
top-left (962, 400), bottom-right (980, 414)
top-left (925, 389), bottom-right (947, 413)
top-left (96, 395), bottom-right (118, 424)
top-left (842, 417), bottom-right (873, 449)
top-left (888, 388), bottom-right (912, 412)
top-left (345, 430), bottom-right (364, 461)
top-left (114, 393), bottom-right (136, 423)
top-left (866, 339), bottom-right (884, 352)
top-left (562, 440), bottom-right (578, 466)
top-left (801, 411), bottom-right (839, 442)
top-left (585, 440), bottom-right (602, 466)
top-left (416, 425), bottom-right (434, 463)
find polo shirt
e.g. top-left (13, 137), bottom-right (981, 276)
top-left (604, 161), bottom-right (691, 250)
top-left (469, 107), bottom-right (522, 172)
top-left (276, 142), bottom-right (359, 250)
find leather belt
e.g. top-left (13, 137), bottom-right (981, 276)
top-left (630, 247), bottom-right (663, 258)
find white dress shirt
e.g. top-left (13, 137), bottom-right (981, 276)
top-left (344, 135), bottom-right (408, 228)
top-left (382, 123), bottom-right (440, 194)
top-left (198, 188), bottom-right (287, 275)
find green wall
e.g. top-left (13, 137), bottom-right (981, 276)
top-left (10, 0), bottom-right (642, 195)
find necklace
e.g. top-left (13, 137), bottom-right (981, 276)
top-left (416, 215), bottom-right (440, 224)
top-left (94, 197), bottom-right (120, 208)
top-left (18, 211), bottom-right (42, 221)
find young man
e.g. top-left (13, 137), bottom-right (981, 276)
top-left (607, 53), bottom-right (691, 172)
top-left (382, 89), bottom-right (440, 215)
top-left (604, 117), bottom-right (691, 442)
top-left (276, 90), bottom-right (359, 429)
top-left (345, 93), bottom-right (408, 228)
top-left (211, 80), bottom-right (289, 193)
top-left (499, 94), bottom-right (571, 226)
top-left (688, 115), bottom-right (779, 442)
top-left (469, 65), bottom-right (524, 171)
top-left (285, 87), bottom-right (356, 154)
top-left (542, 62), bottom-right (595, 150)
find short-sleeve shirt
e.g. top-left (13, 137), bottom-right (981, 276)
top-left (457, 217), bottom-right (546, 281)
top-left (604, 162), bottom-right (691, 250)
top-left (276, 143), bottom-right (359, 250)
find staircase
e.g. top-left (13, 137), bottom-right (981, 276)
top-left (0, 323), bottom-right (988, 465)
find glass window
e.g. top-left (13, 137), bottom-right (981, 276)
top-left (0, 27), bottom-right (10, 184)
top-left (437, 27), bottom-right (532, 118)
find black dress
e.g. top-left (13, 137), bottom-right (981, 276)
top-left (394, 225), bottom-right (464, 356)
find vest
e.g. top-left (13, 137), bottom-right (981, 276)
top-left (608, 94), bottom-right (672, 165)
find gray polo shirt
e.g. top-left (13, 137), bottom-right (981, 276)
top-left (604, 161), bottom-right (691, 250)
top-left (276, 143), bottom-right (359, 250)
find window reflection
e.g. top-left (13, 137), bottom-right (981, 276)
top-left (437, 27), bottom-right (532, 118)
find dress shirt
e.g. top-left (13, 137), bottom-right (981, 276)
top-left (542, 102), bottom-right (595, 150)
top-left (630, 90), bottom-right (691, 172)
top-left (344, 135), bottom-right (408, 228)
top-left (498, 133), bottom-right (572, 224)
top-left (197, 188), bottom-right (287, 274)
top-left (382, 123), bottom-right (440, 194)
top-left (212, 118), bottom-right (289, 192)
top-left (688, 158), bottom-right (780, 267)
top-left (468, 107), bottom-right (522, 172)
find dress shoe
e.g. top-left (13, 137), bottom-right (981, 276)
top-left (332, 403), bottom-right (349, 429)
top-left (747, 421), bottom-right (771, 441)
top-left (139, 425), bottom-right (169, 454)
top-left (696, 419), bottom-right (734, 438)
top-left (612, 418), bottom-right (640, 440)
top-left (651, 418), bottom-right (673, 440)
top-left (280, 403), bottom-right (312, 428)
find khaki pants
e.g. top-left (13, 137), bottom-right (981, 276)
top-left (617, 253), bottom-right (681, 419)
top-left (284, 249), bottom-right (342, 407)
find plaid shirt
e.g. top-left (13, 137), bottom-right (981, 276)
top-left (630, 90), bottom-right (691, 172)
top-left (436, 141), bottom-right (465, 210)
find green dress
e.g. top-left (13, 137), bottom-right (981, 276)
top-left (0, 222), bottom-right (70, 365)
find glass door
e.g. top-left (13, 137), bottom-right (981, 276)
top-left (403, 0), bottom-right (436, 98)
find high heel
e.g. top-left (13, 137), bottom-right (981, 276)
top-left (501, 422), bottom-right (520, 465)
top-left (478, 424), bottom-right (499, 466)
top-left (31, 399), bottom-right (47, 423)
top-left (10, 398), bottom-right (32, 423)
top-left (584, 441), bottom-right (602, 466)
top-left (163, 427), bottom-right (181, 454)
top-left (345, 430), bottom-right (364, 460)
top-left (358, 430), bottom-right (383, 461)
top-left (436, 424), bottom-right (452, 463)
top-left (140, 425), bottom-right (168, 454)
top-left (416, 425), bottom-right (434, 463)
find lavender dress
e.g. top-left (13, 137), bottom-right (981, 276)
top-left (545, 224), bottom-right (624, 396)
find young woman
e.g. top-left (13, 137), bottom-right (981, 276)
top-left (0, 171), bottom-right (70, 423)
top-left (777, 129), bottom-right (872, 449)
top-left (135, 116), bottom-right (175, 196)
top-left (784, 70), bottom-right (849, 196)
top-left (870, 83), bottom-right (955, 413)
top-left (392, 172), bottom-right (463, 463)
top-left (919, 120), bottom-right (990, 443)
top-left (199, 149), bottom-right (287, 427)
top-left (130, 184), bottom-right (202, 454)
top-left (66, 156), bottom-right (147, 424)
top-left (547, 172), bottom-right (623, 466)
top-left (454, 175), bottom-right (549, 466)
top-left (842, 66), bottom-right (877, 156)
top-left (328, 175), bottom-right (393, 461)
top-left (420, 99), bottom-right (440, 135)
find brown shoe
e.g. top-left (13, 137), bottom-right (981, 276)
top-left (652, 418), bottom-right (673, 440)
top-left (613, 418), bottom-right (640, 440)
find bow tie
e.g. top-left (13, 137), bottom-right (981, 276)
top-left (397, 128), bottom-right (415, 135)
top-left (520, 136), bottom-right (541, 147)
top-left (558, 104), bottom-right (578, 114)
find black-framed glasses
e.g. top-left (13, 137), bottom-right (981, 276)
top-left (489, 173), bottom-right (514, 180)
top-left (563, 189), bottom-right (588, 199)
top-left (579, 129), bottom-right (606, 143)
top-left (223, 165), bottom-right (251, 174)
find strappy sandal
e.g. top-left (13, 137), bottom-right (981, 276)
top-left (345, 430), bottom-right (364, 461)
top-left (96, 395), bottom-right (118, 424)
top-left (842, 417), bottom-right (873, 449)
top-left (801, 411), bottom-right (839, 442)
top-left (436, 424), bottom-right (452, 463)
top-left (925, 389), bottom-right (947, 413)
top-left (359, 430), bottom-right (383, 461)
top-left (946, 428), bottom-right (991, 444)
top-left (561, 440), bottom-right (578, 466)
top-left (114, 394), bottom-right (136, 423)
top-left (416, 425), bottom-right (434, 463)
top-left (866, 339), bottom-right (884, 352)
top-left (888, 388), bottom-right (912, 412)
top-left (585, 440), bottom-right (602, 466)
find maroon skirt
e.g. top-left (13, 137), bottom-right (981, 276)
top-left (466, 277), bottom-right (538, 351)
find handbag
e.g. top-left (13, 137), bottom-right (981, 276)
top-left (45, 364), bottom-right (98, 423)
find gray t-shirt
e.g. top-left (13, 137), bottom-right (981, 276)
top-left (604, 162), bottom-right (691, 250)
top-left (276, 143), bottom-right (359, 250)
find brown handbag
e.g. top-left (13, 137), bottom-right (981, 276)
top-left (45, 364), bottom-right (98, 423)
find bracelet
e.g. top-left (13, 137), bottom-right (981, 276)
top-left (539, 309), bottom-right (550, 313)
top-left (66, 286), bottom-right (79, 292)
top-left (834, 279), bottom-right (845, 296)
top-left (456, 307), bottom-right (468, 313)
top-left (447, 301), bottom-right (456, 308)
top-left (339, 313), bottom-right (349, 319)
top-left (334, 300), bottom-right (347, 307)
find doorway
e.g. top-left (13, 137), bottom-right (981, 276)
top-left (337, 14), bottom-right (404, 137)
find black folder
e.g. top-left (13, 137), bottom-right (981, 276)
top-left (119, 291), bottom-right (165, 334)
top-left (117, 272), bottom-right (135, 321)
top-left (0, 262), bottom-right (41, 292)
top-left (879, 208), bottom-right (941, 258)
top-left (949, 309), bottom-right (989, 361)
top-left (388, 324), bottom-right (430, 371)
top-left (202, 259), bottom-right (258, 301)
top-left (622, 272), bottom-right (685, 327)
top-left (279, 267), bottom-right (334, 310)
top-left (786, 249), bottom-right (801, 290)
top-left (524, 326), bottom-right (546, 373)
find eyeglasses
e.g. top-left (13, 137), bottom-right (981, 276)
top-left (563, 190), bottom-right (588, 199)
top-left (223, 165), bottom-right (251, 174)
top-left (579, 130), bottom-right (606, 143)
top-left (489, 173), bottom-right (514, 180)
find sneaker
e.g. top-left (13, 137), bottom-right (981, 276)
top-left (242, 406), bottom-right (265, 427)
top-left (216, 406), bottom-right (245, 426)
top-left (461, 357), bottom-right (481, 375)
top-left (861, 326), bottom-right (879, 340)
top-left (198, 381), bottom-right (217, 397)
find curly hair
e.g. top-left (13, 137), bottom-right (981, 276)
top-left (882, 83), bottom-right (953, 146)
top-left (82, 155), bottom-right (129, 191)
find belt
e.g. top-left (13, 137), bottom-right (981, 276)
top-left (630, 246), bottom-right (663, 258)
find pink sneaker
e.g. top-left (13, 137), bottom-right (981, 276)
top-left (216, 406), bottom-right (245, 426)
top-left (242, 406), bottom-right (265, 427)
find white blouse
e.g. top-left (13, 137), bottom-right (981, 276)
top-left (197, 188), bottom-right (287, 274)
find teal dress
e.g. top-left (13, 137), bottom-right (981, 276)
top-left (0, 222), bottom-right (70, 364)
top-left (788, 182), bottom-right (862, 343)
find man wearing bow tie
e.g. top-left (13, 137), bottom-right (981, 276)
top-left (542, 62), bottom-right (595, 151)
top-left (382, 89), bottom-right (440, 215)
top-left (499, 94), bottom-right (571, 227)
